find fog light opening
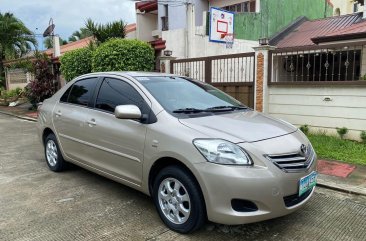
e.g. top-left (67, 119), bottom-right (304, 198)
top-left (231, 199), bottom-right (258, 212)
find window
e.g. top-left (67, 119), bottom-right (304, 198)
top-left (137, 77), bottom-right (243, 114)
top-left (68, 78), bottom-right (98, 106)
top-left (353, 3), bottom-right (358, 13)
top-left (223, 0), bottom-right (256, 13)
top-left (60, 85), bottom-right (71, 102)
top-left (95, 78), bottom-right (150, 114)
top-left (161, 4), bottom-right (169, 31)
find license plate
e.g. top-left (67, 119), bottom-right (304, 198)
top-left (299, 171), bottom-right (317, 196)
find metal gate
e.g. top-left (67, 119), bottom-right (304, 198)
top-left (170, 53), bottom-right (255, 108)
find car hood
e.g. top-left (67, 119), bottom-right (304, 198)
top-left (179, 110), bottom-right (297, 143)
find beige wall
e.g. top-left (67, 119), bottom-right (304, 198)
top-left (267, 85), bottom-right (366, 141)
top-left (6, 69), bottom-right (33, 91)
top-left (331, 0), bottom-right (364, 15)
top-left (136, 11), bottom-right (158, 42)
top-left (126, 30), bottom-right (136, 39)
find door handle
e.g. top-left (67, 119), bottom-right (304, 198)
top-left (87, 119), bottom-right (97, 126)
top-left (55, 111), bottom-right (62, 117)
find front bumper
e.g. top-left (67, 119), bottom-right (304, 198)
top-left (194, 161), bottom-right (316, 225)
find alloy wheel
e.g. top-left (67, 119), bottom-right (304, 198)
top-left (158, 178), bottom-right (191, 225)
top-left (46, 140), bottom-right (58, 167)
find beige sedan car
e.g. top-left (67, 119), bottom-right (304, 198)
top-left (38, 72), bottom-right (317, 233)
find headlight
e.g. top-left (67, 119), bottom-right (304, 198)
top-left (193, 139), bottom-right (253, 166)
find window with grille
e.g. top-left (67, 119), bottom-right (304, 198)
top-left (223, 0), bottom-right (256, 13)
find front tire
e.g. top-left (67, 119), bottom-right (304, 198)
top-left (153, 166), bottom-right (206, 233)
top-left (44, 133), bottom-right (66, 172)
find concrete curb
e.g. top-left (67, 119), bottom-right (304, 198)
top-left (317, 180), bottom-right (366, 197)
top-left (0, 110), bottom-right (37, 122)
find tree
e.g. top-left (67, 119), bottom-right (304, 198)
top-left (43, 37), bottom-right (68, 49)
top-left (68, 27), bottom-right (92, 42)
top-left (92, 39), bottom-right (154, 72)
top-left (85, 19), bottom-right (126, 44)
top-left (0, 12), bottom-right (37, 86)
top-left (24, 53), bottom-right (56, 107)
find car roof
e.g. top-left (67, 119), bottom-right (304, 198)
top-left (78, 71), bottom-right (177, 79)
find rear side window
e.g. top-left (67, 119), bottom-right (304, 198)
top-left (68, 78), bottom-right (98, 106)
top-left (60, 86), bottom-right (71, 102)
top-left (95, 78), bottom-right (150, 114)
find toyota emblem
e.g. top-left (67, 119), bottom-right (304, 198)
top-left (300, 144), bottom-right (307, 155)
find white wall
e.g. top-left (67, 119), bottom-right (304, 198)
top-left (162, 27), bottom-right (258, 59)
top-left (267, 85), bottom-right (366, 140)
top-left (209, 0), bottom-right (260, 12)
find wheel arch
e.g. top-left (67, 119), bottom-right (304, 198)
top-left (42, 127), bottom-right (55, 145)
top-left (148, 157), bottom-right (205, 201)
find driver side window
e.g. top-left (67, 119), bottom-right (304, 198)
top-left (95, 78), bottom-right (150, 115)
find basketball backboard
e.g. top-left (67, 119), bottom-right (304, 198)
top-left (209, 7), bottom-right (234, 43)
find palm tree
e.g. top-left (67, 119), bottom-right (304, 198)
top-left (68, 27), bottom-right (92, 42)
top-left (43, 37), bottom-right (68, 49)
top-left (0, 12), bottom-right (37, 84)
top-left (85, 19), bottom-right (126, 44)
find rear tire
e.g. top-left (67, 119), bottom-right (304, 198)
top-left (44, 133), bottom-right (66, 172)
top-left (153, 166), bottom-right (206, 233)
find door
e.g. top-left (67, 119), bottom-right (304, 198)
top-left (81, 77), bottom-right (152, 185)
top-left (53, 77), bottom-right (99, 162)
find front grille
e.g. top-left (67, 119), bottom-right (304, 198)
top-left (284, 187), bottom-right (314, 207)
top-left (265, 145), bottom-right (315, 173)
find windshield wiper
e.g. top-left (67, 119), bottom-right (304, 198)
top-left (172, 108), bottom-right (206, 113)
top-left (205, 106), bottom-right (248, 112)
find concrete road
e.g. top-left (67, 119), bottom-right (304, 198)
top-left (1, 113), bottom-right (366, 241)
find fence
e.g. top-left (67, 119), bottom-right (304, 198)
top-left (269, 43), bottom-right (366, 84)
top-left (170, 53), bottom-right (255, 107)
top-left (5, 68), bottom-right (34, 90)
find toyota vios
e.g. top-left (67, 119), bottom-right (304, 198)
top-left (38, 72), bottom-right (317, 233)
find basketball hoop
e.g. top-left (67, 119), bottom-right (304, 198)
top-left (224, 33), bottom-right (234, 49)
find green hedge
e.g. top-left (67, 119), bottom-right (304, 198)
top-left (92, 38), bottom-right (154, 72)
top-left (60, 48), bottom-right (93, 81)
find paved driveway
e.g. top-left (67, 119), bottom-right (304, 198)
top-left (1, 113), bottom-right (366, 241)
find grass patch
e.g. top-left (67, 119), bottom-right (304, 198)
top-left (308, 134), bottom-right (366, 166)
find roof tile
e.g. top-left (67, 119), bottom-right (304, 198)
top-left (276, 13), bottom-right (362, 49)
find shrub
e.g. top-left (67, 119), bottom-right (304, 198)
top-left (361, 131), bottom-right (366, 143)
top-left (299, 124), bottom-right (309, 135)
top-left (0, 87), bottom-right (23, 105)
top-left (25, 54), bottom-right (56, 107)
top-left (336, 127), bottom-right (348, 139)
top-left (92, 38), bottom-right (154, 72)
top-left (60, 48), bottom-right (93, 81)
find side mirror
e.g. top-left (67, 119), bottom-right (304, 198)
top-left (114, 105), bottom-right (142, 120)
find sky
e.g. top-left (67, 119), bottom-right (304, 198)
top-left (0, 0), bottom-right (136, 50)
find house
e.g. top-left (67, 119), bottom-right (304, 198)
top-left (264, 11), bottom-right (366, 140)
top-left (135, 0), bottom-right (338, 60)
top-left (331, 0), bottom-right (364, 16)
top-left (163, 1), bottom-right (366, 140)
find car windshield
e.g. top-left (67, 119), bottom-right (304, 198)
top-left (136, 76), bottom-right (247, 115)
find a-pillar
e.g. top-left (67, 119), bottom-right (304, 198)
top-left (253, 45), bottom-right (276, 113)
